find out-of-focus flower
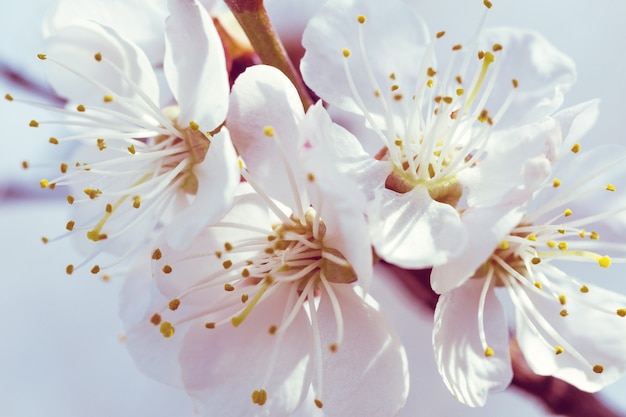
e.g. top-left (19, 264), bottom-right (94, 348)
top-left (121, 65), bottom-right (409, 417)
top-left (432, 99), bottom-right (626, 406)
top-left (300, 0), bottom-right (576, 269)
top-left (6, 0), bottom-right (239, 274)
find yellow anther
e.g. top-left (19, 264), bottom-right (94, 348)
top-left (484, 0), bottom-right (493, 8)
top-left (436, 31), bottom-right (445, 39)
top-left (251, 389), bottom-right (267, 406)
top-left (427, 79), bottom-right (434, 88)
top-left (558, 242), bottom-right (568, 251)
top-left (560, 309), bottom-right (568, 317)
top-left (241, 294), bottom-right (249, 303)
top-left (224, 242), bottom-right (233, 251)
top-left (390, 84), bottom-right (399, 92)
top-left (104, 203), bottom-right (112, 213)
top-left (478, 109), bottom-right (489, 123)
top-left (66, 195), bottom-right (75, 205)
top-left (547, 240), bottom-right (556, 248)
top-left (66, 220), bottom-right (75, 231)
top-left (456, 88), bottom-right (464, 96)
top-left (205, 322), bottom-right (216, 329)
top-left (373, 89), bottom-right (381, 97)
top-left (90, 265), bottom-right (100, 274)
top-left (564, 208), bottom-right (572, 217)
top-left (552, 179), bottom-right (561, 188)
top-left (223, 260), bottom-right (233, 270)
top-left (97, 138), bottom-right (106, 150)
top-left (238, 159), bottom-right (244, 170)
top-left (127, 144), bottom-right (136, 154)
top-left (442, 96), bottom-right (453, 104)
top-left (555, 346), bottom-right (564, 355)
top-left (492, 44), bottom-right (503, 52)
top-left (159, 321), bottom-right (175, 338)
top-left (37, 53), bottom-right (47, 60)
top-left (571, 143), bottom-right (581, 153)
top-left (66, 264), bottom-right (74, 275)
top-left (590, 231), bottom-right (599, 240)
top-left (59, 162), bottom-right (68, 174)
top-left (593, 365), bottom-right (604, 374)
top-left (49, 137), bottom-right (59, 145)
top-left (578, 229), bottom-right (585, 238)
top-left (512, 79), bottom-right (519, 88)
top-left (534, 281), bottom-right (543, 290)
top-left (484, 347), bottom-right (494, 357)
top-left (29, 120), bottom-right (39, 127)
top-left (150, 313), bottom-right (161, 325)
top-left (94, 52), bottom-right (102, 62)
top-left (77, 104), bottom-right (86, 112)
top-left (558, 295), bottom-right (567, 305)
top-left (307, 172), bottom-right (315, 182)
top-left (527, 234), bottom-right (537, 241)
top-left (152, 248), bottom-right (162, 260)
top-left (598, 256), bottom-right (611, 268)
top-left (427, 67), bottom-right (437, 77)
top-left (5, 93), bottom-right (13, 101)
top-left (357, 15), bottom-right (365, 24)
top-left (103, 95), bottom-right (114, 102)
top-left (41, 237), bottom-right (49, 244)
top-left (499, 240), bottom-right (509, 250)
top-left (617, 308), bottom-right (626, 317)
top-left (342, 48), bottom-right (351, 58)
top-left (315, 399), bottom-right (324, 409)
top-left (484, 52), bottom-right (495, 64)
top-left (557, 229), bottom-right (565, 234)
top-left (168, 299), bottom-right (181, 311)
top-left (606, 183), bottom-right (616, 192)
top-left (132, 195), bottom-right (141, 209)
top-left (40, 179), bottom-right (49, 188)
top-left (224, 283), bottom-right (235, 291)
top-left (263, 126), bottom-right (275, 137)
top-left (162, 265), bottom-right (173, 274)
top-left (531, 257), bottom-right (541, 265)
top-left (580, 285), bottom-right (589, 293)
top-left (189, 120), bottom-right (200, 131)
top-left (452, 44), bottom-right (462, 51)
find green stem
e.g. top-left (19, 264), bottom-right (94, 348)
top-left (224, 0), bottom-right (314, 110)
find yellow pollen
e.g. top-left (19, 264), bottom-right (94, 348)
top-left (66, 220), bottom-right (75, 231)
top-left (512, 79), bottom-right (519, 88)
top-left (390, 84), bottom-right (399, 92)
top-left (162, 265), bottom-right (173, 274)
top-left (159, 321), bottom-right (175, 338)
top-left (590, 231), bottom-right (599, 240)
top-left (531, 257), bottom-right (541, 265)
top-left (527, 234), bottom-right (537, 241)
top-left (478, 109), bottom-right (489, 123)
top-left (76, 104), bottom-right (85, 112)
top-left (580, 285), bottom-right (589, 293)
top-left (252, 389), bottom-right (267, 406)
top-left (564, 208), bottom-right (572, 217)
top-left (37, 53), bottom-right (47, 60)
top-left (427, 67), bottom-right (437, 77)
top-left (443, 96), bottom-right (453, 104)
top-left (97, 138), bottom-right (106, 150)
top-left (555, 346), bottom-right (564, 355)
top-left (436, 31), bottom-right (445, 39)
top-left (484, 0), bottom-right (493, 8)
top-left (617, 308), bottom-right (626, 317)
top-left (83, 188), bottom-right (102, 199)
top-left (90, 265), bottom-right (100, 274)
top-left (29, 120), bottom-right (39, 127)
top-left (571, 143), bottom-right (581, 153)
top-left (103, 95), bottom-right (114, 102)
top-left (224, 283), bottom-right (235, 291)
top-left (223, 260), bottom-right (233, 269)
top-left (315, 399), bottom-right (324, 409)
top-left (342, 48), bottom-right (350, 58)
top-left (307, 172), bottom-right (315, 182)
top-left (560, 309), bottom-right (568, 317)
top-left (593, 365), bottom-right (604, 374)
top-left (547, 240), bottom-right (556, 248)
top-left (168, 299), bottom-right (181, 311)
top-left (427, 79), bottom-right (434, 88)
top-left (238, 159), bottom-right (244, 170)
top-left (205, 322), bottom-right (216, 329)
top-left (492, 43), bottom-right (503, 52)
top-left (263, 126), bottom-right (275, 137)
top-left (552, 178), bottom-right (561, 188)
top-left (389, 73), bottom-right (396, 80)
top-left (49, 137), bottom-right (59, 145)
top-left (606, 183), bottom-right (616, 192)
top-left (357, 15), bottom-right (365, 24)
top-left (189, 120), bottom-right (200, 131)
top-left (132, 195), bottom-right (141, 209)
top-left (598, 256), bottom-right (611, 268)
top-left (558, 295), bottom-right (567, 305)
top-left (127, 144), bottom-right (136, 154)
top-left (66, 195), bottom-right (75, 204)
top-left (484, 347), bottom-right (494, 357)
top-left (558, 242), bottom-right (568, 251)
top-left (534, 281), bottom-right (543, 290)
top-left (152, 248), bottom-right (162, 260)
top-left (41, 237), bottom-right (49, 244)
top-left (94, 52), bottom-right (102, 62)
top-left (578, 229), bottom-right (586, 238)
top-left (5, 93), bottom-right (13, 101)
top-left (558, 229), bottom-right (565, 234)
top-left (499, 240), bottom-right (509, 250)
top-left (150, 313), bottom-right (161, 325)
top-left (456, 88), bottom-right (464, 96)
top-left (66, 264), bottom-right (74, 275)
top-left (40, 179), bottom-right (49, 188)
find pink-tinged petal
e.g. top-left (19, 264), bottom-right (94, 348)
top-left (317, 284), bottom-right (409, 417)
top-left (513, 279), bottom-right (626, 392)
top-left (431, 205), bottom-right (524, 294)
top-left (433, 279), bottom-right (512, 407)
top-left (165, 129), bottom-right (240, 250)
top-left (164, 0), bottom-right (228, 130)
top-left (228, 65), bottom-right (307, 210)
top-left (180, 285), bottom-right (311, 417)
top-left (370, 186), bottom-right (466, 269)
top-left (551, 99), bottom-right (600, 159)
top-left (301, 0), bottom-right (429, 121)
top-left (44, 0), bottom-right (168, 65)
top-left (478, 27), bottom-right (576, 129)
top-left (45, 21), bottom-right (159, 106)
top-left (460, 117), bottom-right (557, 208)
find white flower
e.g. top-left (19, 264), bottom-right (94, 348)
top-left (11, 0), bottom-right (239, 274)
top-left (121, 65), bottom-right (409, 417)
top-left (300, 0), bottom-right (576, 269)
top-left (432, 100), bottom-right (626, 406)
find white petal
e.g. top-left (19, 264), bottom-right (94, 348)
top-left (45, 21), bottom-right (160, 105)
top-left (228, 65), bottom-right (307, 210)
top-left (370, 186), bottom-right (466, 269)
top-left (301, 0), bottom-right (429, 121)
top-left (433, 279), bottom-right (512, 407)
top-left (164, 0), bottom-right (228, 130)
top-left (551, 99), bottom-right (600, 159)
top-left (165, 129), bottom-right (240, 250)
top-left (180, 285), bottom-right (311, 417)
top-left (317, 284), bottom-right (409, 417)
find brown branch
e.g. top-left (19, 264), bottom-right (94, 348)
top-left (387, 263), bottom-right (625, 417)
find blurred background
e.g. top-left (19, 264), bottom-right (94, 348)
top-left (1, 0), bottom-right (625, 415)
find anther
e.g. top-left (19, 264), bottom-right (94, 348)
top-left (436, 31), bottom-right (445, 39)
top-left (552, 179), bottom-right (561, 188)
top-left (315, 399), bottom-right (324, 409)
top-left (21, 161), bottom-right (29, 169)
top-left (41, 237), bottom-right (49, 244)
top-left (484, 347), bottom-right (494, 357)
top-left (307, 173), bottom-right (315, 182)
top-left (558, 295), bottom-right (567, 305)
top-left (224, 283), bottom-right (235, 291)
top-left (189, 120), bottom-right (200, 131)
top-left (37, 54), bottom-right (47, 60)
top-left (571, 143), bottom-right (581, 153)
top-left (499, 240), bottom-right (509, 250)
top-left (223, 260), bottom-right (233, 269)
top-left (427, 67), bottom-right (437, 77)
top-left (40, 179), bottom-right (49, 188)
top-left (329, 343), bottom-right (338, 353)
top-left (598, 256), bottom-right (611, 268)
top-left (224, 242), bottom-right (233, 251)
top-left (512, 79), bottom-right (519, 88)
top-left (90, 265), bottom-right (100, 274)
top-left (531, 257), bottom-right (541, 265)
top-left (534, 281), bottom-right (543, 290)
top-left (66, 220), bottom-right (75, 231)
top-left (264, 126), bottom-right (275, 137)
top-left (342, 49), bottom-right (351, 58)
top-left (152, 248), bottom-right (162, 260)
top-left (560, 309), bottom-right (568, 317)
top-left (103, 95), bottom-right (114, 102)
top-left (606, 183), bottom-right (616, 192)
top-left (29, 120), bottom-right (39, 127)
top-left (357, 15), bottom-right (365, 24)
top-left (77, 104), bottom-right (86, 112)
top-left (159, 321), bottom-right (175, 338)
top-left (452, 44), bottom-right (462, 51)
top-left (169, 299), bottom-right (181, 311)
top-left (66, 264), bottom-right (74, 275)
top-left (268, 325), bottom-right (277, 334)
top-left (97, 138), bottom-right (106, 151)
top-left (593, 365), bottom-right (604, 374)
top-left (127, 144), bottom-right (136, 154)
top-left (558, 242), bottom-right (568, 251)
top-left (162, 265), bottom-right (173, 274)
top-left (241, 294), bottom-right (249, 303)
top-left (590, 231), bottom-right (599, 240)
top-left (564, 208), bottom-right (572, 217)
top-left (49, 137), bottom-right (59, 144)
top-left (580, 285), bottom-right (589, 293)
top-left (94, 52), bottom-right (102, 62)
top-left (132, 195), bottom-right (141, 209)
top-left (60, 163), bottom-right (68, 173)
top-left (492, 44), bottom-right (503, 52)
top-left (617, 308), bottom-right (626, 317)
top-left (484, 0), bottom-right (493, 8)
top-left (527, 234), bottom-right (537, 241)
top-left (150, 313), bottom-right (162, 325)
top-left (205, 322), bottom-right (216, 329)
top-left (547, 241), bottom-right (556, 248)
top-left (66, 195), bottom-right (75, 204)
top-left (4, 93), bottom-right (13, 101)
top-left (555, 346), bottom-right (564, 355)
top-left (252, 389), bottom-right (267, 406)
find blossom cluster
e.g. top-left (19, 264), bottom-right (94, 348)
top-left (7, 0), bottom-right (626, 415)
